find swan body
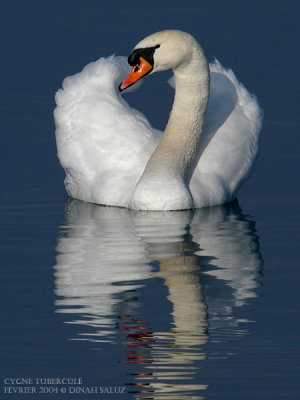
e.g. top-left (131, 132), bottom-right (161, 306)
top-left (54, 30), bottom-right (262, 210)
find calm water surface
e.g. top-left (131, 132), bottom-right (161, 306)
top-left (1, 1), bottom-right (299, 399)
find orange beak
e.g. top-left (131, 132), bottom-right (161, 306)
top-left (119, 57), bottom-right (153, 92)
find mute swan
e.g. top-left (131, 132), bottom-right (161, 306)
top-left (54, 30), bottom-right (262, 210)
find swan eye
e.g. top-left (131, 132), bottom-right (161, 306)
top-left (128, 45), bottom-right (160, 68)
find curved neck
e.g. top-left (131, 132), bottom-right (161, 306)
top-left (146, 44), bottom-right (210, 182)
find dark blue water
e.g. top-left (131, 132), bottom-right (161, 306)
top-left (1, 1), bottom-right (299, 399)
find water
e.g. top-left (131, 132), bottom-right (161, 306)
top-left (1, 1), bottom-right (299, 399)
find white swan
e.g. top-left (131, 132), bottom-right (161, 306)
top-left (54, 30), bottom-right (262, 210)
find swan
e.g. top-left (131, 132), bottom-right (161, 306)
top-left (54, 30), bottom-right (263, 210)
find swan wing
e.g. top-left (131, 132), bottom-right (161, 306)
top-left (190, 61), bottom-right (263, 207)
top-left (54, 56), bottom-right (161, 207)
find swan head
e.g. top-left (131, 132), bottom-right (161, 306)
top-left (119, 30), bottom-right (196, 91)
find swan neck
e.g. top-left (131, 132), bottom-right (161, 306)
top-left (149, 45), bottom-right (210, 181)
top-left (129, 41), bottom-right (210, 210)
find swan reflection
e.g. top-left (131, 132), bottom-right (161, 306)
top-left (54, 199), bottom-right (263, 399)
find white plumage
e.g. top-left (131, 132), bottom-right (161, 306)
top-left (54, 30), bottom-right (262, 210)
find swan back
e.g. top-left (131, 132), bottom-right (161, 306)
top-left (190, 61), bottom-right (263, 207)
top-left (55, 56), bottom-right (161, 207)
